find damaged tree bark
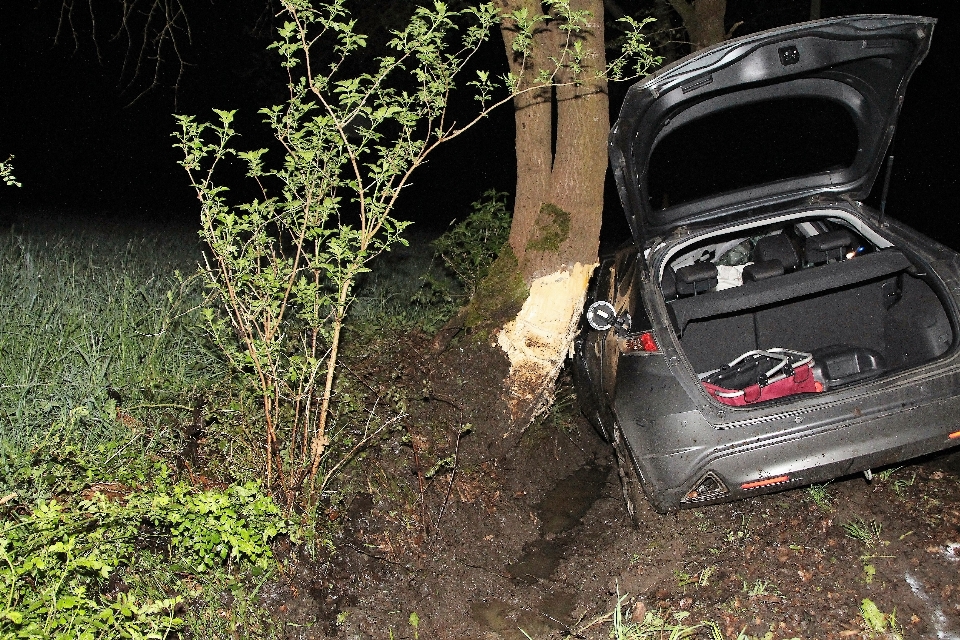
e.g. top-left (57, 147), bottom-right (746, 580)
top-left (492, 0), bottom-right (608, 433)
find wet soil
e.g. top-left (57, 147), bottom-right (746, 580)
top-left (262, 333), bottom-right (960, 639)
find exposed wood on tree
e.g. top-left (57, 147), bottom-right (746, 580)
top-left (492, 0), bottom-right (608, 429)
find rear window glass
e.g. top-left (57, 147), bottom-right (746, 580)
top-left (646, 97), bottom-right (858, 210)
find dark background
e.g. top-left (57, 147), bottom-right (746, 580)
top-left (1, 1), bottom-right (958, 246)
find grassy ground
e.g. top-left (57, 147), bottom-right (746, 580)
top-left (0, 212), bottom-right (460, 640)
top-left (0, 212), bottom-right (286, 639)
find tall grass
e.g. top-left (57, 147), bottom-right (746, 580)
top-left (0, 214), bottom-right (228, 496)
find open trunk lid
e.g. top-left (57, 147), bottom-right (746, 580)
top-left (610, 15), bottom-right (935, 246)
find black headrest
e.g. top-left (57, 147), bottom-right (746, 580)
top-left (661, 266), bottom-right (677, 299)
top-left (805, 229), bottom-right (854, 264)
top-left (743, 259), bottom-right (784, 282)
top-left (675, 262), bottom-right (718, 296)
top-left (753, 234), bottom-right (798, 270)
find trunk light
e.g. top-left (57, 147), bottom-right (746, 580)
top-left (949, 430), bottom-right (960, 440)
top-left (623, 331), bottom-right (659, 353)
top-left (741, 475), bottom-right (790, 490)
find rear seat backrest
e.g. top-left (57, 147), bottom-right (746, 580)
top-left (752, 234), bottom-right (799, 271)
top-left (661, 266), bottom-right (678, 299)
top-left (743, 259), bottom-right (784, 282)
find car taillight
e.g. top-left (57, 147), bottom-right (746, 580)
top-left (622, 331), bottom-right (659, 353)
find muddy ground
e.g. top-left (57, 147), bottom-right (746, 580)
top-left (263, 334), bottom-right (960, 640)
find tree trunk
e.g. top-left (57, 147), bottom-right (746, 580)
top-left (668, 0), bottom-right (727, 51)
top-left (492, 0), bottom-right (607, 431)
top-left (810, 0), bottom-right (821, 21)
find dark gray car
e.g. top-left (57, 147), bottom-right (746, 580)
top-left (573, 14), bottom-right (960, 518)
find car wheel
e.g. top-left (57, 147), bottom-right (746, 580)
top-left (613, 424), bottom-right (646, 528)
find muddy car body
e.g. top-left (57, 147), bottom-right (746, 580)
top-left (573, 14), bottom-right (960, 515)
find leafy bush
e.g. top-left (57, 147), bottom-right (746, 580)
top-left (174, 1), bottom-right (511, 501)
top-left (432, 189), bottom-right (511, 299)
top-left (0, 467), bottom-right (286, 639)
top-left (175, 0), bottom-right (658, 504)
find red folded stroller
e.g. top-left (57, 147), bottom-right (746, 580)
top-left (699, 348), bottom-right (821, 406)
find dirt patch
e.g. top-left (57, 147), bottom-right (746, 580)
top-left (263, 333), bottom-right (960, 639)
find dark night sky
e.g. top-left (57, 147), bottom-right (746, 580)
top-left (1, 1), bottom-right (958, 244)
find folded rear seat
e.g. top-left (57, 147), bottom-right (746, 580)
top-left (669, 248), bottom-right (912, 333)
top-left (743, 259), bottom-right (784, 282)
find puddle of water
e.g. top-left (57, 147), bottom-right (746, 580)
top-left (470, 591), bottom-right (577, 640)
top-left (539, 463), bottom-right (611, 535)
top-left (504, 538), bottom-right (561, 585)
top-left (506, 463), bottom-right (610, 584)
top-left (472, 463), bottom-right (611, 636)
top-left (470, 600), bottom-right (514, 633)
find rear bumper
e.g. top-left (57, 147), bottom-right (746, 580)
top-left (614, 354), bottom-right (960, 512)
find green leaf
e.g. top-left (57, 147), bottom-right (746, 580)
top-left (3, 610), bottom-right (23, 624)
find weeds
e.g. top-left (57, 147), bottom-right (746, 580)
top-left (699, 565), bottom-right (717, 587)
top-left (873, 467), bottom-right (917, 495)
top-left (861, 598), bottom-right (901, 639)
top-left (725, 513), bottom-right (752, 545)
top-left (875, 466), bottom-right (901, 482)
top-left (0, 220), bottom-right (286, 638)
top-left (0, 155), bottom-right (20, 188)
top-left (608, 592), bottom-right (704, 640)
top-left (842, 518), bottom-right (885, 547)
top-left (893, 472), bottom-right (916, 495)
top-left (432, 189), bottom-right (511, 299)
top-left (0, 462), bottom-right (286, 638)
top-left (0, 221), bottom-right (230, 498)
top-left (742, 579), bottom-right (777, 598)
top-left (806, 483), bottom-right (832, 510)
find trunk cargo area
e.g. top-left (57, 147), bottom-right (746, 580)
top-left (662, 217), bottom-right (956, 392)
top-left (680, 265), bottom-right (952, 382)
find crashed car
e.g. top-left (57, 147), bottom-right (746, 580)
top-left (573, 14), bottom-right (960, 517)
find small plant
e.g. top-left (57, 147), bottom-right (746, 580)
top-left (861, 598), bottom-right (901, 639)
top-left (875, 466), bottom-right (902, 482)
top-left (742, 579), bottom-right (776, 598)
top-left (409, 611), bottom-right (420, 640)
top-left (608, 592), bottom-right (704, 640)
top-left (698, 565), bottom-right (717, 587)
top-left (893, 472), bottom-right (917, 496)
top-left (843, 518), bottom-right (884, 547)
top-left (806, 482), bottom-right (832, 510)
top-left (725, 513), bottom-right (752, 545)
top-left (1, 155), bottom-right (20, 188)
top-left (675, 569), bottom-right (696, 590)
